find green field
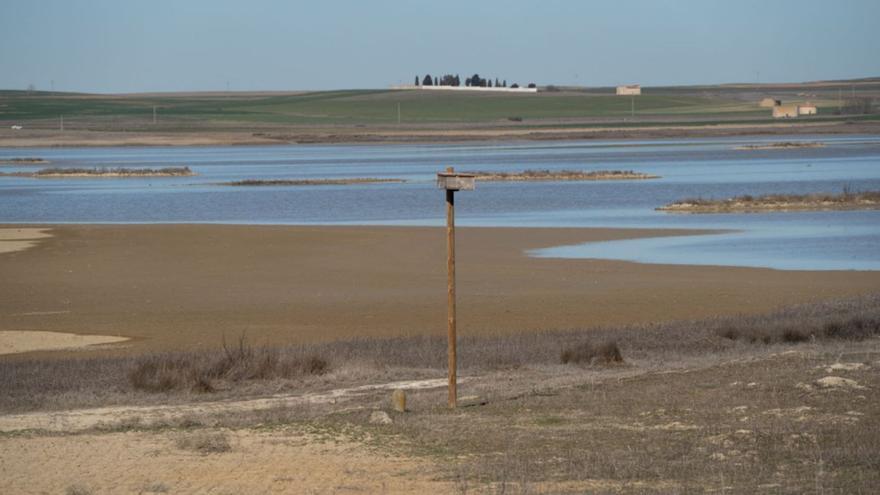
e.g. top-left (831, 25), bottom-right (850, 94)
top-left (0, 89), bottom-right (768, 126)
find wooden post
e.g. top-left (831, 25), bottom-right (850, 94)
top-left (446, 167), bottom-right (457, 409)
top-left (436, 166), bottom-right (474, 410)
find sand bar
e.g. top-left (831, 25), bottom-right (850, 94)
top-left (0, 228), bottom-right (53, 254)
top-left (0, 331), bottom-right (129, 355)
top-left (1, 224), bottom-right (878, 357)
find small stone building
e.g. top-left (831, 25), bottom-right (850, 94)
top-left (772, 104), bottom-right (800, 118)
top-left (616, 84), bottom-right (641, 96)
top-left (759, 97), bottom-right (781, 108)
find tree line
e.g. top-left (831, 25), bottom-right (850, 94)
top-left (415, 74), bottom-right (536, 89)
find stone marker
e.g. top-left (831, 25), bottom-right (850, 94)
top-left (392, 389), bottom-right (407, 412)
top-left (369, 410), bottom-right (393, 425)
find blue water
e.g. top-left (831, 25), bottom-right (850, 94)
top-left (1, 135), bottom-right (879, 270)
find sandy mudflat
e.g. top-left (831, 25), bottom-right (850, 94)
top-left (0, 228), bottom-right (52, 241)
top-left (0, 331), bottom-right (128, 355)
top-left (1, 224), bottom-right (879, 357)
top-left (0, 227), bottom-right (52, 254)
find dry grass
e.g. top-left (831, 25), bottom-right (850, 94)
top-left (64, 485), bottom-right (93, 495)
top-left (2, 295), bottom-right (879, 493)
top-left (220, 178), bottom-right (405, 186)
top-left (717, 313), bottom-right (880, 344)
top-left (174, 430), bottom-right (232, 454)
top-left (560, 340), bottom-right (623, 365)
top-left (140, 483), bottom-right (169, 493)
top-left (659, 189), bottom-right (880, 212)
top-left (379, 341), bottom-right (880, 494)
top-left (1, 294), bottom-right (878, 415)
top-left (128, 335), bottom-right (330, 393)
top-left (466, 169), bottom-right (659, 181)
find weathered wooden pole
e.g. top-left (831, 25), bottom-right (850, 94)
top-left (437, 167), bottom-right (475, 409)
top-left (446, 175), bottom-right (457, 408)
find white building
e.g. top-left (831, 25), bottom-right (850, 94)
top-left (616, 84), bottom-right (641, 96)
top-left (798, 103), bottom-right (817, 116)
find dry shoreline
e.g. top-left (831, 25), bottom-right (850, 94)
top-left (2, 120), bottom-right (879, 147)
top-left (2, 223), bottom-right (879, 358)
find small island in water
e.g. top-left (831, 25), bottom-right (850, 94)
top-left (0, 167), bottom-right (195, 178)
top-left (221, 178), bottom-right (405, 186)
top-left (658, 190), bottom-right (880, 213)
top-left (0, 157), bottom-right (50, 165)
top-left (464, 169), bottom-right (659, 181)
top-left (734, 142), bottom-right (825, 150)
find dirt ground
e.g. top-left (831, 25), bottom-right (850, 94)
top-left (2, 224), bottom-right (879, 357)
top-left (1, 338), bottom-right (876, 494)
top-left (0, 428), bottom-right (451, 495)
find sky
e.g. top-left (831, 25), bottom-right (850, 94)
top-left (1, 0), bottom-right (878, 93)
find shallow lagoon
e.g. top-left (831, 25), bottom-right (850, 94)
top-left (1, 135), bottom-right (879, 270)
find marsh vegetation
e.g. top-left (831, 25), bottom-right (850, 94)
top-left (659, 189), bottom-right (880, 212)
top-left (734, 141), bottom-right (825, 150)
top-left (466, 169), bottom-right (659, 181)
top-left (0, 166), bottom-right (195, 178)
top-left (220, 178), bottom-right (404, 186)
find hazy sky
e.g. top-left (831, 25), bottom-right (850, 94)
top-left (1, 0), bottom-right (878, 93)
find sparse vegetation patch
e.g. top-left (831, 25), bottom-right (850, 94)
top-left (560, 340), bottom-right (623, 365)
top-left (219, 178), bottom-right (404, 186)
top-left (3, 294), bottom-right (878, 414)
top-left (659, 189), bottom-right (880, 212)
top-left (734, 141), bottom-right (825, 150)
top-left (29, 166), bottom-right (194, 177)
top-left (0, 157), bottom-right (49, 164)
top-left (465, 169), bottom-right (659, 181)
top-left (175, 431), bottom-right (232, 454)
top-left (718, 314), bottom-right (880, 344)
top-left (2, 167), bottom-right (194, 178)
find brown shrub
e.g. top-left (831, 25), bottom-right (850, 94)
top-left (561, 341), bottom-right (623, 365)
top-left (128, 355), bottom-right (195, 393)
top-left (823, 317), bottom-right (880, 340)
top-left (128, 336), bottom-right (331, 393)
top-left (302, 355), bottom-right (330, 375)
top-left (781, 328), bottom-right (810, 343)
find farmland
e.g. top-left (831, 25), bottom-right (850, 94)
top-left (1, 80), bottom-right (878, 146)
top-left (0, 89), bottom-right (764, 126)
